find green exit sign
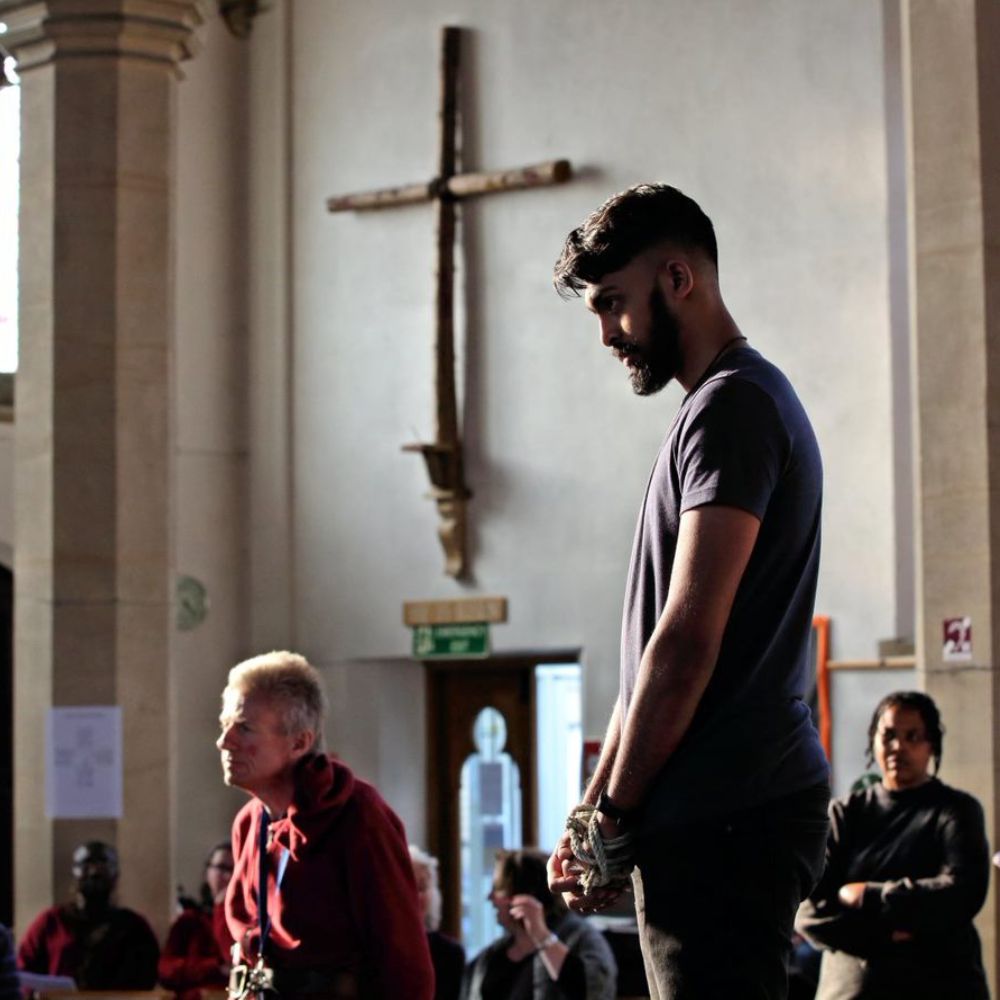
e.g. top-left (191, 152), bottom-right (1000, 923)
top-left (413, 622), bottom-right (490, 659)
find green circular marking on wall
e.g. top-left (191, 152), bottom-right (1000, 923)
top-left (176, 575), bottom-right (209, 631)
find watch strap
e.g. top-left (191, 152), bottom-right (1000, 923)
top-left (597, 789), bottom-right (635, 824)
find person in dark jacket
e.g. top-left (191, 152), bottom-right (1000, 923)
top-left (410, 844), bottom-right (464, 1000)
top-left (0, 925), bottom-right (19, 1000)
top-left (17, 840), bottom-right (159, 988)
top-left (796, 691), bottom-right (989, 999)
top-left (159, 841), bottom-right (234, 1000)
top-left (217, 650), bottom-right (434, 1000)
top-left (462, 849), bottom-right (616, 1000)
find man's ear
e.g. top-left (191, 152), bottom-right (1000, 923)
top-left (657, 259), bottom-right (695, 299)
top-left (291, 729), bottom-right (316, 759)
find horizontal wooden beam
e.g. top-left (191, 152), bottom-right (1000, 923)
top-left (447, 159), bottom-right (571, 199)
top-left (327, 159), bottom-right (572, 213)
top-left (826, 655), bottom-right (916, 671)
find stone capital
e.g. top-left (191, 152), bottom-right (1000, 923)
top-left (0, 0), bottom-right (204, 73)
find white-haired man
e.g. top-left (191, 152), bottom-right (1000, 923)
top-left (217, 651), bottom-right (434, 999)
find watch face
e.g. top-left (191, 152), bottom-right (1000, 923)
top-left (176, 575), bottom-right (208, 631)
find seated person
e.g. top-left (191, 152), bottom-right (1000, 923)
top-left (18, 840), bottom-right (159, 988)
top-left (160, 841), bottom-right (235, 1000)
top-left (796, 690), bottom-right (990, 1000)
top-left (461, 848), bottom-right (617, 1000)
top-left (409, 845), bottom-right (464, 1000)
top-left (0, 925), bottom-right (18, 1000)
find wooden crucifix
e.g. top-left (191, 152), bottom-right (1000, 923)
top-left (327, 26), bottom-right (572, 579)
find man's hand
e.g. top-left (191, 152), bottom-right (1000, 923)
top-left (547, 833), bottom-right (580, 900)
top-left (546, 829), bottom-right (629, 914)
top-left (567, 883), bottom-right (627, 914)
top-left (837, 882), bottom-right (867, 909)
top-left (596, 811), bottom-right (622, 842)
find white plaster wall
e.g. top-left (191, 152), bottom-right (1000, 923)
top-left (320, 659), bottom-right (428, 846)
top-left (280, 0), bottom-right (895, 743)
top-left (0, 422), bottom-right (12, 568)
top-left (172, 11), bottom-right (251, 901)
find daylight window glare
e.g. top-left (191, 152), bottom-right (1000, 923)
top-left (0, 66), bottom-right (19, 373)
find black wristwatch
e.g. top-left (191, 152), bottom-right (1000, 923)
top-left (597, 789), bottom-right (636, 827)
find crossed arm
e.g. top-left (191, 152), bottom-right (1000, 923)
top-left (549, 504), bottom-right (760, 908)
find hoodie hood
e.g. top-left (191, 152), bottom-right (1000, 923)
top-left (266, 753), bottom-right (357, 861)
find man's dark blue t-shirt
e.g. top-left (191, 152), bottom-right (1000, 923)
top-left (620, 344), bottom-right (829, 829)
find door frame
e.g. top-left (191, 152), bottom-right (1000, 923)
top-left (424, 647), bottom-right (581, 939)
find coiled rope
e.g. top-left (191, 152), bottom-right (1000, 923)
top-left (565, 803), bottom-right (636, 895)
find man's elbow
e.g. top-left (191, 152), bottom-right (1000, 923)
top-left (643, 625), bottom-right (720, 684)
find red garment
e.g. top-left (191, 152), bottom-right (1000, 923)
top-left (17, 903), bottom-right (159, 988)
top-left (226, 754), bottom-right (434, 999)
top-left (159, 903), bottom-right (232, 1000)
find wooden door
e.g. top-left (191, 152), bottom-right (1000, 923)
top-left (425, 650), bottom-right (578, 939)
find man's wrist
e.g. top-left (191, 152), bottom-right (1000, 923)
top-left (597, 789), bottom-right (638, 827)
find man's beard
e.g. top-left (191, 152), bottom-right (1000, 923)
top-left (626, 285), bottom-right (682, 396)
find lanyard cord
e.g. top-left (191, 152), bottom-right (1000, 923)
top-left (257, 810), bottom-right (290, 959)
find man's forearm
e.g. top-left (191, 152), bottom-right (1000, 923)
top-left (606, 627), bottom-right (718, 811)
top-left (581, 699), bottom-right (621, 805)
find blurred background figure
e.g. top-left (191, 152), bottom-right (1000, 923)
top-left (17, 840), bottom-right (159, 988)
top-left (159, 840), bottom-right (235, 1000)
top-left (0, 925), bottom-right (18, 1000)
top-left (410, 845), bottom-right (464, 1000)
top-left (461, 848), bottom-right (616, 1000)
top-left (796, 691), bottom-right (989, 1000)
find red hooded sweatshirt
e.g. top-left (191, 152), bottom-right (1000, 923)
top-left (225, 754), bottom-right (434, 998)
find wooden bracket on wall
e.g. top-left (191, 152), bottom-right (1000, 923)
top-left (402, 441), bottom-right (472, 579)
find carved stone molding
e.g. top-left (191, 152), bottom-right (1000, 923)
top-left (0, 0), bottom-right (204, 73)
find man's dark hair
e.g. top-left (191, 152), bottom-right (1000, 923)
top-left (865, 690), bottom-right (945, 774)
top-left (553, 183), bottom-right (718, 299)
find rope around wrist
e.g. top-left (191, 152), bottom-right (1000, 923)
top-left (565, 803), bottom-right (636, 895)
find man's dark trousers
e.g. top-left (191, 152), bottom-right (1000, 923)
top-left (632, 781), bottom-right (830, 1000)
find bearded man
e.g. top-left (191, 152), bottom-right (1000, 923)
top-left (217, 651), bottom-right (433, 999)
top-left (547, 184), bottom-right (831, 1000)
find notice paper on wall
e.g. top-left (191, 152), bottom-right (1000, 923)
top-left (45, 705), bottom-right (123, 818)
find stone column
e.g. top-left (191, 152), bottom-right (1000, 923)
top-left (905, 0), bottom-right (1000, 986)
top-left (0, 0), bottom-right (201, 936)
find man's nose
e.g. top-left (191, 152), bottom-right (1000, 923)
top-left (216, 727), bottom-right (231, 750)
top-left (599, 314), bottom-right (620, 348)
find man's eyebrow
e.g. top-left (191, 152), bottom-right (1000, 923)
top-left (585, 285), bottom-right (617, 312)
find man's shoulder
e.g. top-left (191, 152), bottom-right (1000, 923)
top-left (345, 775), bottom-right (404, 826)
top-left (694, 350), bottom-right (796, 414)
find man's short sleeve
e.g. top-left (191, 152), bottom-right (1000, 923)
top-left (677, 377), bottom-right (788, 518)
